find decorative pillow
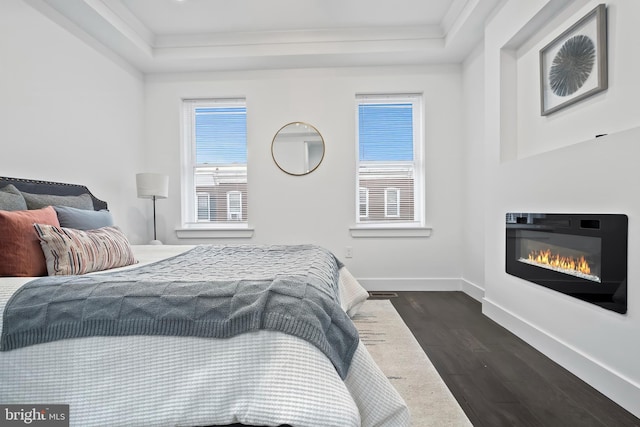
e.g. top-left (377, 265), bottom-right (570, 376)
top-left (34, 224), bottom-right (137, 275)
top-left (22, 191), bottom-right (94, 210)
top-left (0, 184), bottom-right (28, 211)
top-left (0, 206), bottom-right (60, 277)
top-left (54, 205), bottom-right (114, 230)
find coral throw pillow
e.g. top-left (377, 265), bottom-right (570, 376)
top-left (0, 206), bottom-right (60, 277)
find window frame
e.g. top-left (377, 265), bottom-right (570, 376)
top-left (179, 98), bottom-right (252, 237)
top-left (353, 93), bottom-right (426, 234)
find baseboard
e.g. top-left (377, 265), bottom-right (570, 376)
top-left (356, 277), bottom-right (487, 299)
top-left (482, 297), bottom-right (640, 418)
top-left (460, 279), bottom-right (485, 302)
top-left (357, 277), bottom-right (463, 292)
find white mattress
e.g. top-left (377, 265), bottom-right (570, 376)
top-left (0, 245), bottom-right (409, 427)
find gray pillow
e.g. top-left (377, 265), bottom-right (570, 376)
top-left (22, 192), bottom-right (94, 210)
top-left (0, 184), bottom-right (28, 211)
top-left (54, 205), bottom-right (114, 230)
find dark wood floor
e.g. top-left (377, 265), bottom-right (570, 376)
top-left (390, 291), bottom-right (640, 427)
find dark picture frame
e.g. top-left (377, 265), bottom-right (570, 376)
top-left (539, 4), bottom-right (607, 116)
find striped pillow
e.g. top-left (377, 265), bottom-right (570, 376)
top-left (34, 224), bottom-right (137, 275)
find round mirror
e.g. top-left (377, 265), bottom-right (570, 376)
top-left (271, 122), bottom-right (325, 176)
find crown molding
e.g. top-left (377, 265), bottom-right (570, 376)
top-left (28, 0), bottom-right (503, 73)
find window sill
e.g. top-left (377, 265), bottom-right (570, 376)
top-left (175, 226), bottom-right (254, 239)
top-left (349, 226), bottom-right (432, 238)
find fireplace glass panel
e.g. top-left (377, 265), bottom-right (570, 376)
top-left (515, 230), bottom-right (602, 283)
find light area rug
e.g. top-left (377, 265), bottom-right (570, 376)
top-left (352, 299), bottom-right (473, 427)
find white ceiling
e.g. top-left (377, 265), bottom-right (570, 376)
top-left (27, 0), bottom-right (504, 73)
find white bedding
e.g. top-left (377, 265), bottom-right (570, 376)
top-left (0, 245), bottom-right (409, 427)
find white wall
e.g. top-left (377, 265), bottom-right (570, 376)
top-left (144, 66), bottom-right (466, 285)
top-left (481, 0), bottom-right (640, 416)
top-left (0, 0), bottom-right (146, 242)
top-left (461, 44), bottom-right (486, 300)
top-left (515, 1), bottom-right (640, 159)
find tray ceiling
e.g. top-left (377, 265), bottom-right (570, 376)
top-left (27, 0), bottom-right (504, 73)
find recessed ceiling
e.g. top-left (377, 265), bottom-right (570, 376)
top-left (27, 0), bottom-right (503, 73)
top-left (121, 0), bottom-right (451, 34)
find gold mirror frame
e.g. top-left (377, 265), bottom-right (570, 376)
top-left (271, 122), bottom-right (325, 176)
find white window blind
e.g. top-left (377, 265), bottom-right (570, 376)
top-left (182, 99), bottom-right (248, 227)
top-left (355, 94), bottom-right (424, 227)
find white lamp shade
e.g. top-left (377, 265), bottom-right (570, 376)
top-left (136, 173), bottom-right (169, 199)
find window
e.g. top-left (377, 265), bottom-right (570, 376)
top-left (384, 188), bottom-right (400, 218)
top-left (196, 192), bottom-right (212, 221)
top-left (227, 191), bottom-right (242, 220)
top-left (355, 94), bottom-right (424, 228)
top-left (182, 99), bottom-right (248, 228)
top-left (359, 187), bottom-right (369, 218)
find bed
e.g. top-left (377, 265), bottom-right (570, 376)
top-left (0, 176), bottom-right (410, 427)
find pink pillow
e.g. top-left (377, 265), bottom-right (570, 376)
top-left (0, 206), bottom-right (60, 277)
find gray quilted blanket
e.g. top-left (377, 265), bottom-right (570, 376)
top-left (0, 244), bottom-right (358, 378)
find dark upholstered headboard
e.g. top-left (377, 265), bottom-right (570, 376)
top-left (0, 176), bottom-right (108, 211)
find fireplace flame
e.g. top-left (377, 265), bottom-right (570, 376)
top-left (527, 249), bottom-right (591, 276)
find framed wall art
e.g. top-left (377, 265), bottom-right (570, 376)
top-left (539, 4), bottom-right (607, 116)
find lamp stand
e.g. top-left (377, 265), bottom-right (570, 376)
top-left (150, 195), bottom-right (162, 245)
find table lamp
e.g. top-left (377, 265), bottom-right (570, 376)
top-left (136, 173), bottom-right (169, 245)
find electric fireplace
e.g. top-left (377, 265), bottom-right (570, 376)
top-left (506, 213), bottom-right (628, 314)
